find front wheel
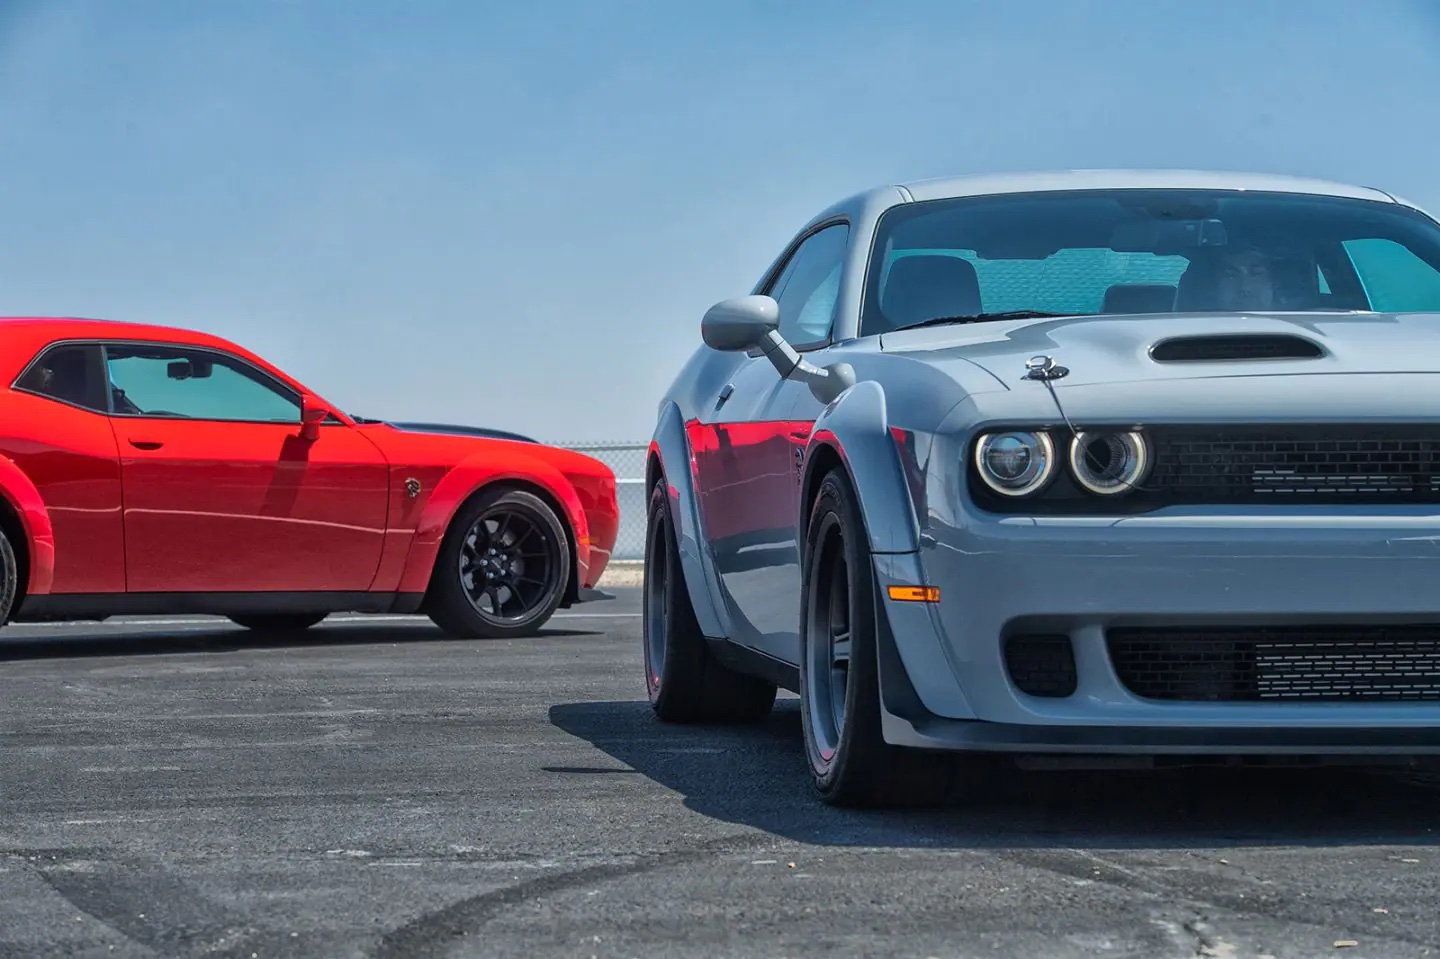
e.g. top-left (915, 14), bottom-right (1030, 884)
top-left (799, 467), bottom-right (960, 808)
top-left (426, 486), bottom-right (571, 639)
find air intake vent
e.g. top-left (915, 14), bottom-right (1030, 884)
top-left (1150, 334), bottom-right (1324, 362)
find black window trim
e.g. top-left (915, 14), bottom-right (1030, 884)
top-left (748, 216), bottom-right (851, 356)
top-left (14, 336), bottom-right (351, 429)
top-left (11, 340), bottom-right (111, 415)
top-left (99, 339), bottom-right (311, 425)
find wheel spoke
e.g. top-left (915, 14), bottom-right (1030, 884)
top-left (507, 577), bottom-right (540, 608)
top-left (457, 505), bottom-right (562, 624)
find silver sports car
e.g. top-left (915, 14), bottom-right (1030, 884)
top-left (641, 170), bottom-right (1440, 807)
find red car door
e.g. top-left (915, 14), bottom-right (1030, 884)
top-left (102, 342), bottom-right (391, 594)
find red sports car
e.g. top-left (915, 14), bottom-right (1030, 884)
top-left (0, 316), bottom-right (619, 638)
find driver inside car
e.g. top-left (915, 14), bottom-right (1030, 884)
top-left (1179, 240), bottom-right (1314, 312)
top-left (1215, 243), bottom-right (1280, 311)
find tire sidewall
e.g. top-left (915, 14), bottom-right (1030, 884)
top-left (643, 480), bottom-right (698, 708)
top-left (0, 528), bottom-right (17, 626)
top-left (799, 469), bottom-right (877, 798)
top-left (642, 482), bottom-right (671, 703)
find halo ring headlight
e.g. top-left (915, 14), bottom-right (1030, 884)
top-left (974, 430), bottom-right (1056, 497)
top-left (1068, 430), bottom-right (1150, 495)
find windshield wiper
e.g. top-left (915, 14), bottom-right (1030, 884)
top-left (893, 310), bottom-right (1072, 331)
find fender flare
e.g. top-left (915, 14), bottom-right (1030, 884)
top-left (800, 381), bottom-right (977, 721)
top-left (394, 452), bottom-right (591, 597)
top-left (645, 401), bottom-right (732, 640)
top-left (800, 379), bottom-right (920, 555)
top-left (0, 454), bottom-right (54, 597)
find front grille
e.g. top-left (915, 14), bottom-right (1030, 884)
top-left (1149, 427), bottom-right (1440, 503)
top-left (1109, 626), bottom-right (1440, 702)
top-left (1004, 634), bottom-right (1077, 697)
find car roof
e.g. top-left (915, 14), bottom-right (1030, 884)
top-left (889, 168), bottom-right (1400, 204)
top-left (0, 315), bottom-right (238, 351)
top-left (0, 315), bottom-right (293, 390)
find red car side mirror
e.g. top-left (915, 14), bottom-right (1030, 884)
top-left (300, 394), bottom-right (330, 441)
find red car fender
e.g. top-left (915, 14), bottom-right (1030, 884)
top-left (0, 454), bottom-right (55, 597)
top-left (393, 452), bottom-right (592, 595)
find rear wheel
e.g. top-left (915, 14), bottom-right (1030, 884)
top-left (799, 467), bottom-right (960, 807)
top-left (643, 479), bottom-right (776, 722)
top-left (426, 486), bottom-right (570, 639)
top-left (0, 526), bottom-right (18, 627)
top-left (228, 612), bottom-right (327, 632)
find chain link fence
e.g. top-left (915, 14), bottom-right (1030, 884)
top-left (555, 441), bottom-right (648, 560)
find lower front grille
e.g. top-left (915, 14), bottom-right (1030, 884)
top-left (1108, 626), bottom-right (1440, 702)
top-left (1004, 634), bottom-right (1077, 697)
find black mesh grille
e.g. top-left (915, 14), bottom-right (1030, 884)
top-left (1148, 427), bottom-right (1440, 503)
top-left (1004, 635), bottom-right (1077, 697)
top-left (1109, 626), bottom-right (1440, 702)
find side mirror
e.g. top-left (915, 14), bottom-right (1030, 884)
top-left (700, 294), bottom-right (857, 406)
top-left (701, 295), bottom-right (780, 352)
top-left (299, 394), bottom-right (330, 441)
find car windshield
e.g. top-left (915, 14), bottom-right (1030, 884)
top-left (861, 188), bottom-right (1440, 335)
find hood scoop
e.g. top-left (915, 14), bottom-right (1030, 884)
top-left (1149, 333), bottom-right (1325, 363)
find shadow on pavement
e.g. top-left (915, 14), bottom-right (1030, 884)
top-left (550, 698), bottom-right (1440, 850)
top-left (0, 624), bottom-right (602, 661)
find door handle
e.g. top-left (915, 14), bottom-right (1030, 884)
top-left (128, 439), bottom-right (164, 450)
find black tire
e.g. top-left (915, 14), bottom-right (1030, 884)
top-left (643, 479), bottom-right (777, 723)
top-left (426, 486), bottom-right (571, 639)
top-left (799, 467), bottom-right (960, 808)
top-left (0, 526), bottom-right (18, 627)
top-left (228, 612), bottom-right (327, 631)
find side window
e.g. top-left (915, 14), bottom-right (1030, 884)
top-left (14, 343), bottom-right (108, 412)
top-left (766, 223), bottom-right (849, 346)
top-left (1343, 239), bottom-right (1440, 312)
top-left (104, 345), bottom-right (301, 423)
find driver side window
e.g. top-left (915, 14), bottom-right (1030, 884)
top-left (103, 344), bottom-right (302, 423)
top-left (766, 222), bottom-right (849, 347)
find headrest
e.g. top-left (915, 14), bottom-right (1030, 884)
top-left (1175, 258), bottom-right (1219, 311)
top-left (1102, 283), bottom-right (1176, 315)
top-left (879, 255), bottom-right (982, 332)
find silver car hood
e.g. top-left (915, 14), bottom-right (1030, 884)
top-left (880, 310), bottom-right (1440, 423)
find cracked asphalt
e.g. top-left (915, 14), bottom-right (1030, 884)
top-left (4, 587), bottom-right (1440, 958)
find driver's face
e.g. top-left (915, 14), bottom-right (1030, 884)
top-left (1216, 249), bottom-right (1275, 310)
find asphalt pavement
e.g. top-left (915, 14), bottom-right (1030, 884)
top-left (4, 587), bottom-right (1440, 958)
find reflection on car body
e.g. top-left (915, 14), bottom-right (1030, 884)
top-left (640, 169), bottom-right (1440, 807)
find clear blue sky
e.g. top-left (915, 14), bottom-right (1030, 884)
top-left (2, 0), bottom-right (1437, 442)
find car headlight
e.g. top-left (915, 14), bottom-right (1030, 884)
top-left (974, 430), bottom-right (1056, 496)
top-left (1068, 430), bottom-right (1150, 495)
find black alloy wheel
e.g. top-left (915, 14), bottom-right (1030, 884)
top-left (427, 486), bottom-right (571, 639)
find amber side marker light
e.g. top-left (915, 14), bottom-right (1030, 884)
top-left (887, 585), bottom-right (940, 603)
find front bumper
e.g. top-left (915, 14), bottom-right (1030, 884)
top-left (882, 713), bottom-right (1440, 755)
top-left (886, 507), bottom-right (1440, 751)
